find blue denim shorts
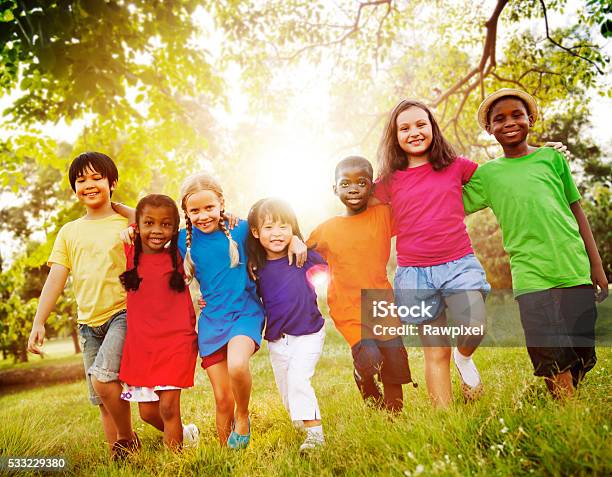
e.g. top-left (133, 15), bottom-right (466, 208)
top-left (393, 253), bottom-right (490, 325)
top-left (78, 310), bottom-right (127, 405)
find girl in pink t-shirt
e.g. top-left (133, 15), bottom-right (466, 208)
top-left (372, 100), bottom-right (489, 407)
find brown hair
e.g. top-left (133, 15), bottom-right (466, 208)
top-left (179, 173), bottom-right (239, 284)
top-left (376, 100), bottom-right (457, 180)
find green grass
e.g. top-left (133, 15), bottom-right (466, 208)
top-left (0, 324), bottom-right (610, 476)
top-left (0, 338), bottom-right (81, 372)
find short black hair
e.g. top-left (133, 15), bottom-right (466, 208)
top-left (335, 155), bottom-right (374, 181)
top-left (486, 95), bottom-right (530, 125)
top-left (68, 152), bottom-right (118, 197)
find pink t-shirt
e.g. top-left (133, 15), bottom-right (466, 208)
top-left (374, 156), bottom-right (477, 267)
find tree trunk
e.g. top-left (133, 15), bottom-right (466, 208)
top-left (71, 325), bottom-right (81, 354)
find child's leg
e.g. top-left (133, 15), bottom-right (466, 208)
top-left (206, 360), bottom-right (235, 445)
top-left (99, 404), bottom-right (119, 448)
top-left (351, 340), bottom-right (383, 406)
top-left (421, 346), bottom-right (452, 408)
top-left (382, 384), bottom-right (403, 413)
top-left (378, 338), bottom-right (413, 413)
top-left (286, 327), bottom-right (325, 428)
top-left (157, 390), bottom-right (183, 449)
top-left (517, 289), bottom-right (579, 399)
top-left (89, 312), bottom-right (135, 442)
top-left (226, 336), bottom-right (256, 435)
top-left (138, 401), bottom-right (164, 431)
top-left (92, 379), bottom-right (135, 440)
top-left (419, 313), bottom-right (452, 408)
top-left (545, 370), bottom-right (574, 399)
top-left (268, 336), bottom-right (291, 414)
top-left (445, 291), bottom-right (486, 356)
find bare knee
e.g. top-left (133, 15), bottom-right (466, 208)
top-left (159, 400), bottom-right (180, 422)
top-left (91, 377), bottom-right (114, 399)
top-left (426, 347), bottom-right (451, 367)
top-left (214, 393), bottom-right (234, 415)
top-left (227, 360), bottom-right (250, 382)
top-left (139, 406), bottom-right (159, 425)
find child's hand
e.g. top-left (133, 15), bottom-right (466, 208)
top-left (120, 225), bottom-right (136, 246)
top-left (288, 235), bottom-right (307, 267)
top-left (591, 265), bottom-right (609, 302)
top-left (198, 295), bottom-right (207, 310)
top-left (27, 323), bottom-right (46, 355)
top-left (247, 259), bottom-right (258, 281)
top-left (544, 141), bottom-right (571, 159)
top-left (225, 212), bottom-right (239, 230)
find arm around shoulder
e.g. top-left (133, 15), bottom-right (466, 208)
top-left (111, 201), bottom-right (136, 223)
top-left (27, 263), bottom-right (70, 354)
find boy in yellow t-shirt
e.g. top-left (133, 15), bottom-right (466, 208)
top-left (27, 152), bottom-right (139, 459)
top-left (307, 156), bottom-right (413, 413)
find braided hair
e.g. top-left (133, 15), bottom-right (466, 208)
top-left (180, 172), bottom-right (239, 284)
top-left (119, 194), bottom-right (185, 292)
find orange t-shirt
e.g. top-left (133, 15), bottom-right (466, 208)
top-left (307, 205), bottom-right (395, 347)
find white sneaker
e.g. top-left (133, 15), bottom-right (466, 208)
top-left (453, 348), bottom-right (484, 400)
top-left (182, 423), bottom-right (200, 448)
top-left (299, 429), bottom-right (324, 452)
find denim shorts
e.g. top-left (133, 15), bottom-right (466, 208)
top-left (394, 253), bottom-right (490, 325)
top-left (78, 310), bottom-right (127, 405)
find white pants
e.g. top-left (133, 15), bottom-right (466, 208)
top-left (268, 325), bottom-right (325, 422)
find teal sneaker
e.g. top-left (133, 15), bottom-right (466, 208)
top-left (227, 417), bottom-right (251, 449)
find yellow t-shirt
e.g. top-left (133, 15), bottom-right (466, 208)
top-left (48, 214), bottom-right (128, 327)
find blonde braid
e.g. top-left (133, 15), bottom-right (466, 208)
top-left (183, 216), bottom-right (196, 284)
top-left (219, 211), bottom-right (240, 268)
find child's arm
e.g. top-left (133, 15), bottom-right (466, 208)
top-left (111, 202), bottom-right (136, 223)
top-left (288, 235), bottom-right (307, 267)
top-left (570, 201), bottom-right (608, 302)
top-left (27, 264), bottom-right (70, 355)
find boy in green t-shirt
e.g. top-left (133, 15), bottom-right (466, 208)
top-left (463, 88), bottom-right (608, 399)
top-left (27, 152), bottom-right (139, 459)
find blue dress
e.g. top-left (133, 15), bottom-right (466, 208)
top-left (178, 220), bottom-right (264, 357)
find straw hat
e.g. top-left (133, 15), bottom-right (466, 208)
top-left (477, 88), bottom-right (538, 130)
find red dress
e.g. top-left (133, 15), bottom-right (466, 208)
top-left (119, 245), bottom-right (198, 387)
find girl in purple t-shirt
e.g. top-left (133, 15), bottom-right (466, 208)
top-left (372, 100), bottom-right (489, 408)
top-left (247, 198), bottom-right (327, 452)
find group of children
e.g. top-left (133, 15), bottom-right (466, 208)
top-left (26, 88), bottom-right (607, 459)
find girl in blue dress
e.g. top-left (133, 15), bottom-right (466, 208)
top-left (178, 173), bottom-right (306, 449)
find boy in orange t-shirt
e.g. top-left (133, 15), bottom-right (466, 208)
top-left (307, 156), bottom-right (413, 412)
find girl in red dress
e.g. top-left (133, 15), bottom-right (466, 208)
top-left (118, 194), bottom-right (199, 450)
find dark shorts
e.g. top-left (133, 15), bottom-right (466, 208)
top-left (201, 341), bottom-right (260, 370)
top-left (516, 285), bottom-right (597, 378)
top-left (351, 337), bottom-right (412, 385)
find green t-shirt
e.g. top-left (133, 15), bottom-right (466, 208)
top-left (462, 147), bottom-right (591, 294)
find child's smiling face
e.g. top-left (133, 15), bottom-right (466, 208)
top-left (396, 106), bottom-right (433, 159)
top-left (487, 97), bottom-right (534, 148)
top-left (185, 189), bottom-right (223, 233)
top-left (137, 205), bottom-right (176, 253)
top-left (74, 165), bottom-right (114, 210)
top-left (252, 215), bottom-right (294, 260)
top-left (333, 165), bottom-right (373, 215)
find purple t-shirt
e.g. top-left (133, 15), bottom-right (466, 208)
top-left (258, 250), bottom-right (326, 341)
top-left (374, 156), bottom-right (478, 267)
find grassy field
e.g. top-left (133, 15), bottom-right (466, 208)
top-left (0, 323), bottom-right (610, 476)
